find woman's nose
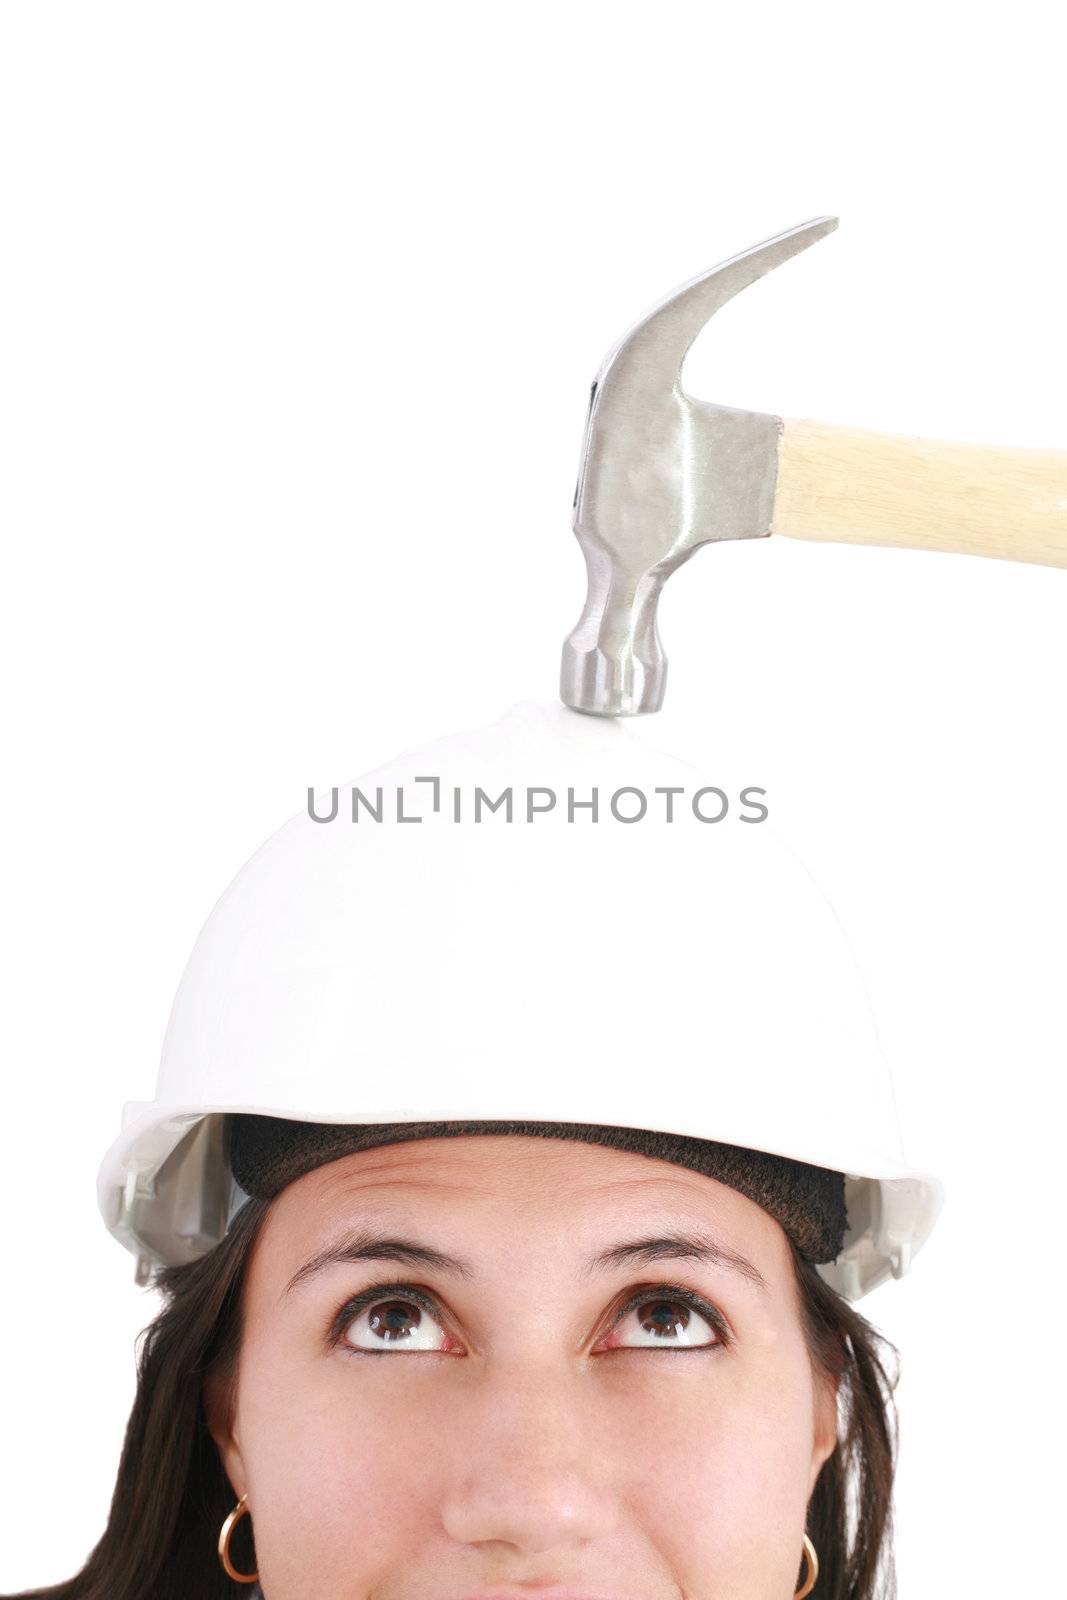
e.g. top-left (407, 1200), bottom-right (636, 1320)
top-left (437, 1366), bottom-right (620, 1556)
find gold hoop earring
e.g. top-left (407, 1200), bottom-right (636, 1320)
top-left (794, 1532), bottom-right (819, 1599)
top-left (218, 1492), bottom-right (259, 1583)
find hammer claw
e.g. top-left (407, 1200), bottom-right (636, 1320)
top-left (603, 215), bottom-right (839, 400)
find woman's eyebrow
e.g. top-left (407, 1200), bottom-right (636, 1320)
top-left (283, 1228), bottom-right (766, 1297)
top-left (584, 1232), bottom-right (767, 1293)
top-left (284, 1232), bottom-right (475, 1297)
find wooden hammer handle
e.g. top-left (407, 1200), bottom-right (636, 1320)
top-left (772, 417), bottom-right (1067, 569)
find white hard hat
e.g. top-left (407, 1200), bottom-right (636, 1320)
top-left (96, 699), bottom-right (942, 1301)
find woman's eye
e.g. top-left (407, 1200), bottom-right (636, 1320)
top-left (602, 1295), bottom-right (723, 1350)
top-left (335, 1286), bottom-right (724, 1356)
top-left (341, 1296), bottom-right (453, 1353)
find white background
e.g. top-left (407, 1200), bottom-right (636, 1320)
top-left (1, 3), bottom-right (1065, 1592)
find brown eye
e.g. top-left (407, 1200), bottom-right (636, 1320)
top-left (605, 1294), bottom-right (723, 1350)
top-left (343, 1297), bottom-right (450, 1352)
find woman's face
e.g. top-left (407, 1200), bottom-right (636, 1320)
top-left (208, 1136), bottom-right (838, 1600)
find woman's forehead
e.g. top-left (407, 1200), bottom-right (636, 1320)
top-left (251, 1134), bottom-right (789, 1287)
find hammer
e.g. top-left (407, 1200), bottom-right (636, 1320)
top-left (560, 217), bottom-right (1067, 716)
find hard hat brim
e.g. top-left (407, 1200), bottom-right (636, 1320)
top-left (97, 1098), bottom-right (944, 1302)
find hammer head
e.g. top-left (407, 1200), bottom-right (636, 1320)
top-left (560, 216), bottom-right (838, 716)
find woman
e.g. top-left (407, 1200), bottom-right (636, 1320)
top-left (10, 702), bottom-right (942, 1598)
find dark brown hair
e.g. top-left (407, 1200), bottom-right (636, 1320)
top-left (6, 1196), bottom-right (899, 1600)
